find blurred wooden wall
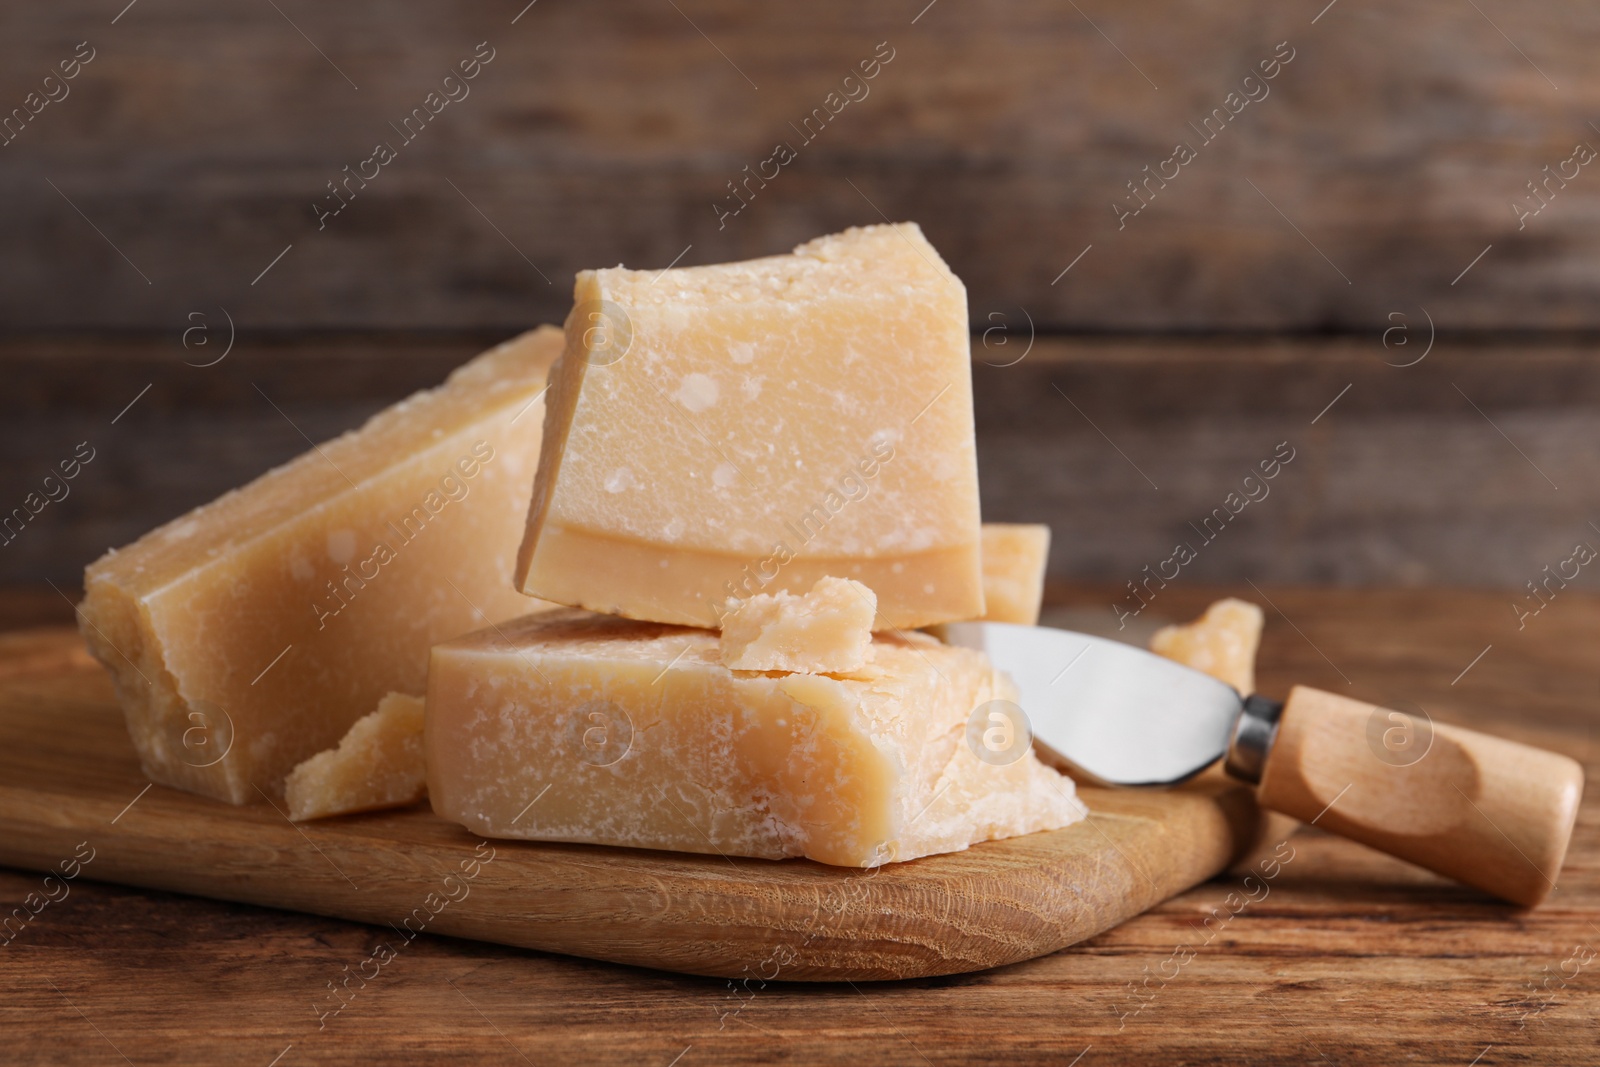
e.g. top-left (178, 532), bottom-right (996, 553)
top-left (5, 333), bottom-right (1595, 602)
top-left (3, 0), bottom-right (1597, 331)
top-left (2, 1), bottom-right (1598, 597)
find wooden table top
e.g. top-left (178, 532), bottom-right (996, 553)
top-left (2, 583), bottom-right (1596, 1066)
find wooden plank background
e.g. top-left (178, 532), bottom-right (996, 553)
top-left (1, 0), bottom-right (1598, 331)
top-left (2, 334), bottom-right (1595, 596)
top-left (4, 2), bottom-right (1600, 589)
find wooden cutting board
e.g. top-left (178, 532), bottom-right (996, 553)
top-left (0, 628), bottom-right (1273, 981)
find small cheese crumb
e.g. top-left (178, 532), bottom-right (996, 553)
top-left (1149, 598), bottom-right (1264, 695)
top-left (285, 692), bottom-right (426, 821)
top-left (719, 576), bottom-right (876, 673)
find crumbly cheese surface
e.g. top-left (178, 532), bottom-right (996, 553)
top-left (79, 328), bottom-right (563, 804)
top-left (719, 576), bottom-right (876, 673)
top-left (1149, 598), bottom-right (1264, 695)
top-left (516, 223), bottom-right (985, 631)
top-left (286, 692), bottom-right (426, 821)
top-left (977, 523), bottom-right (1051, 625)
top-left (427, 609), bottom-right (1085, 867)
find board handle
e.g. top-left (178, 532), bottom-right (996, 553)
top-left (1250, 686), bottom-right (1584, 907)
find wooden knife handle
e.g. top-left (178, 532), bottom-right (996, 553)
top-left (1254, 686), bottom-right (1584, 907)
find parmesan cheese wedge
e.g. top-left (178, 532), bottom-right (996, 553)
top-left (977, 523), bottom-right (1051, 625)
top-left (1149, 598), bottom-right (1264, 695)
top-left (515, 223), bottom-right (985, 631)
top-left (285, 692), bottom-right (426, 821)
top-left (79, 328), bottom-right (563, 804)
top-left (426, 609), bottom-right (1085, 867)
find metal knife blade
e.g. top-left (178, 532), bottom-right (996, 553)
top-left (938, 621), bottom-right (1247, 786)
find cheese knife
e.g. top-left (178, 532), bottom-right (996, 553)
top-left (940, 621), bottom-right (1584, 907)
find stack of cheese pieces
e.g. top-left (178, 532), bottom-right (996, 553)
top-left (80, 223), bottom-right (1086, 867)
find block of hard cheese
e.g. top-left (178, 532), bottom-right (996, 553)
top-left (427, 609), bottom-right (1085, 867)
top-left (719, 576), bottom-right (876, 674)
top-left (285, 692), bottom-right (425, 821)
top-left (1150, 598), bottom-right (1264, 695)
top-left (516, 223), bottom-right (984, 631)
top-left (79, 328), bottom-right (563, 804)
top-left (977, 523), bottom-right (1051, 625)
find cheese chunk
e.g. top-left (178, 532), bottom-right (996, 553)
top-left (1150, 598), bottom-right (1264, 695)
top-left (285, 692), bottom-right (426, 821)
top-left (79, 328), bottom-right (564, 804)
top-left (427, 609), bottom-right (1085, 867)
top-left (978, 523), bottom-right (1051, 625)
top-left (719, 576), bottom-right (875, 673)
top-left (516, 223), bottom-right (985, 631)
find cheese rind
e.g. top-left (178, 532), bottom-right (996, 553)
top-left (977, 523), bottom-right (1051, 625)
top-left (1150, 598), bottom-right (1264, 695)
top-left (285, 692), bottom-right (426, 821)
top-left (426, 609), bottom-right (1085, 867)
top-left (79, 328), bottom-right (563, 804)
top-left (516, 223), bottom-right (985, 631)
top-left (719, 576), bottom-right (875, 673)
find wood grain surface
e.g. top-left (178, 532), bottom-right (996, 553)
top-left (2, 2), bottom-right (1598, 332)
top-left (1, 584), bottom-right (1597, 1064)
top-left (0, 629), bottom-right (1269, 983)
